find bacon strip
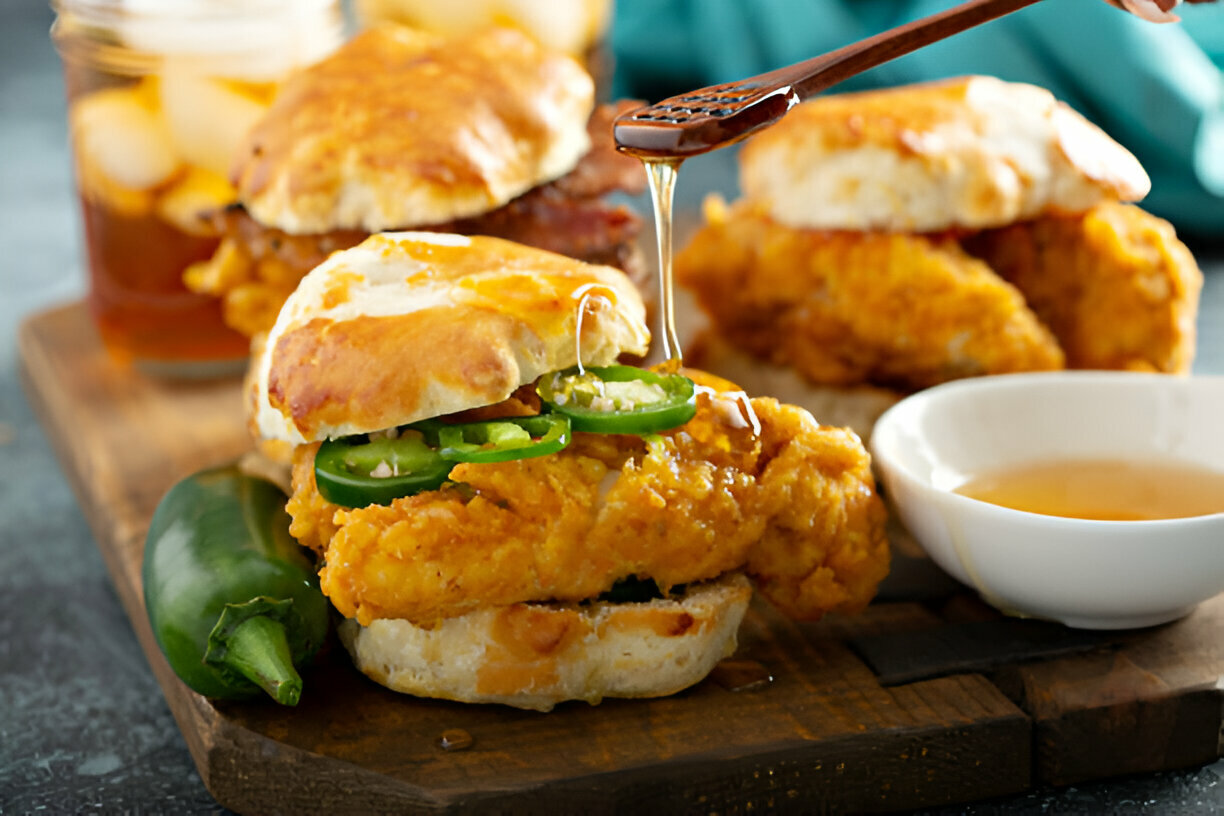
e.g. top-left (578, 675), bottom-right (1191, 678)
top-left (551, 99), bottom-right (648, 199)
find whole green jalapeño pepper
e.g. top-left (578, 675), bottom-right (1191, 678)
top-left (537, 365), bottom-right (697, 434)
top-left (314, 415), bottom-right (573, 508)
top-left (142, 466), bottom-right (329, 706)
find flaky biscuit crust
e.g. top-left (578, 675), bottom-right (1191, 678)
top-left (740, 76), bottom-right (1150, 233)
top-left (233, 24), bottom-right (594, 234)
top-left (339, 574), bottom-right (751, 711)
top-left (255, 232), bottom-right (650, 443)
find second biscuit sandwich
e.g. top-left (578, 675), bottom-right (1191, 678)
top-left (677, 76), bottom-right (1202, 441)
top-left (190, 23), bottom-right (649, 340)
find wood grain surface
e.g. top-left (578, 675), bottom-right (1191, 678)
top-left (18, 301), bottom-right (1224, 815)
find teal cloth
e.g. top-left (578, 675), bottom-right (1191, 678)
top-left (611, 0), bottom-right (1224, 235)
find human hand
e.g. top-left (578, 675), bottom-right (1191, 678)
top-left (1104, 0), bottom-right (1214, 23)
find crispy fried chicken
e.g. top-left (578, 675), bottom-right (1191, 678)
top-left (963, 202), bottom-right (1202, 373)
top-left (286, 371), bottom-right (889, 627)
top-left (675, 198), bottom-right (1065, 392)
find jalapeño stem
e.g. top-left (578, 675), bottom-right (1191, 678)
top-left (216, 615), bottom-right (303, 706)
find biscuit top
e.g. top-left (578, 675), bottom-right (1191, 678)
top-left (254, 232), bottom-right (651, 443)
top-left (739, 76), bottom-right (1151, 233)
top-left (351, 0), bottom-right (613, 56)
top-left (233, 24), bottom-right (594, 234)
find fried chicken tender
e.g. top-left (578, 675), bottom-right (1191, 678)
top-left (286, 373), bottom-right (889, 627)
top-left (962, 202), bottom-right (1202, 373)
top-left (184, 211), bottom-right (367, 339)
top-left (675, 198), bottom-right (1064, 392)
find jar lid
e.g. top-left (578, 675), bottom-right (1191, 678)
top-left (53, 0), bottom-right (342, 80)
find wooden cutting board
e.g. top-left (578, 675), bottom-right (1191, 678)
top-left (19, 301), bottom-right (1224, 815)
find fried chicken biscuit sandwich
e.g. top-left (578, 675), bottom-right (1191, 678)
top-left (677, 76), bottom-right (1202, 440)
top-left (188, 23), bottom-right (648, 341)
top-left (252, 231), bottom-right (889, 711)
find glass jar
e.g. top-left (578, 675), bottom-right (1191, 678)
top-left (51, 0), bottom-right (345, 377)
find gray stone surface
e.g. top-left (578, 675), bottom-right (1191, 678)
top-left (0, 3), bottom-right (231, 813)
top-left (1, 0), bottom-right (1222, 813)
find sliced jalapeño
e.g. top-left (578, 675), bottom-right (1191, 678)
top-left (314, 415), bottom-right (574, 508)
top-left (314, 431), bottom-right (453, 508)
top-left (537, 365), bottom-right (697, 435)
top-left (434, 415), bottom-right (570, 464)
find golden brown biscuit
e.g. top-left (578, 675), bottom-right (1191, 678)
top-left (254, 231), bottom-right (650, 443)
top-left (233, 24), bottom-right (594, 234)
top-left (740, 76), bottom-right (1150, 233)
top-left (339, 574), bottom-right (751, 712)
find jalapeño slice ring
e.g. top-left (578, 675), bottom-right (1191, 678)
top-left (538, 365), bottom-right (697, 435)
top-left (314, 432), bottom-right (453, 508)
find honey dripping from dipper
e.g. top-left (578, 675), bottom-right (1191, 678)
top-left (642, 157), bottom-right (684, 374)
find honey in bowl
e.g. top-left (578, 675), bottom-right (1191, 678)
top-left (954, 458), bottom-right (1224, 521)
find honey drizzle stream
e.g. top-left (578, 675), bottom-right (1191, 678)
top-left (570, 282), bottom-right (610, 376)
top-left (643, 157), bottom-right (684, 373)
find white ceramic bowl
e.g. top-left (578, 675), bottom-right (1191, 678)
top-left (870, 371), bottom-right (1224, 630)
